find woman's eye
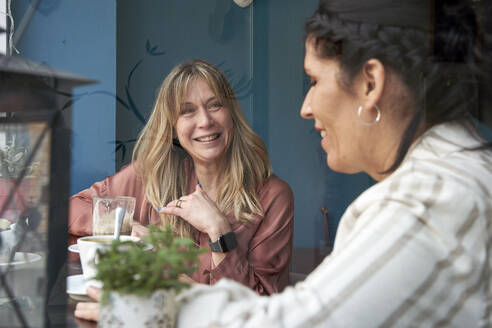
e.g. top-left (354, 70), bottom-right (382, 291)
top-left (209, 102), bottom-right (222, 111)
top-left (181, 108), bottom-right (195, 115)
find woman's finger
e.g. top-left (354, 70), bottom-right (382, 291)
top-left (175, 198), bottom-right (186, 208)
top-left (194, 184), bottom-right (212, 201)
top-left (167, 197), bottom-right (189, 208)
top-left (158, 205), bottom-right (183, 217)
top-left (131, 223), bottom-right (149, 237)
top-left (74, 302), bottom-right (100, 322)
top-left (179, 273), bottom-right (197, 285)
top-left (158, 195), bottom-right (190, 213)
top-left (86, 285), bottom-right (102, 302)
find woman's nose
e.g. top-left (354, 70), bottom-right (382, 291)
top-left (300, 98), bottom-right (313, 119)
top-left (197, 108), bottom-right (214, 127)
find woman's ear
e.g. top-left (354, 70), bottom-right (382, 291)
top-left (360, 59), bottom-right (385, 110)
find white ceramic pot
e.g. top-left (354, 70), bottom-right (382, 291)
top-left (99, 289), bottom-right (177, 328)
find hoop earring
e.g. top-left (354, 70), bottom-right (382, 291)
top-left (357, 105), bottom-right (381, 126)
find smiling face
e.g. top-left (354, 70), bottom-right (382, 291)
top-left (175, 77), bottom-right (233, 167)
top-left (300, 38), bottom-right (367, 174)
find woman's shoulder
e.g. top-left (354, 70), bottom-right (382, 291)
top-left (98, 162), bottom-right (143, 194)
top-left (350, 156), bottom-right (491, 222)
top-left (404, 149), bottom-right (492, 199)
top-left (406, 122), bottom-right (492, 196)
top-left (259, 175), bottom-right (294, 202)
top-left (262, 174), bottom-right (292, 191)
top-left (116, 162), bottom-right (143, 180)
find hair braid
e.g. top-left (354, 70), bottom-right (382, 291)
top-left (306, 0), bottom-right (489, 172)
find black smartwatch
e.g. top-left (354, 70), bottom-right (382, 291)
top-left (209, 231), bottom-right (237, 253)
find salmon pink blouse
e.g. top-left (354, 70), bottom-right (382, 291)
top-left (69, 164), bottom-right (294, 295)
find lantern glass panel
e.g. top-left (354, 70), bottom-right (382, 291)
top-left (0, 118), bottom-right (52, 327)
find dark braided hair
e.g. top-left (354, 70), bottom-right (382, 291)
top-left (305, 0), bottom-right (490, 173)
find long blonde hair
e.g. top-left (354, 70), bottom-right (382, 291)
top-left (132, 59), bottom-right (271, 237)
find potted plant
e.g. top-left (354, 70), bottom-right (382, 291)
top-left (95, 225), bottom-right (205, 328)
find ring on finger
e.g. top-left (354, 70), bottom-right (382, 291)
top-left (176, 199), bottom-right (183, 208)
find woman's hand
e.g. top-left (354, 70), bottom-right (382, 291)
top-left (179, 274), bottom-right (198, 285)
top-left (131, 222), bottom-right (149, 238)
top-left (74, 286), bottom-right (101, 322)
top-left (158, 184), bottom-right (231, 241)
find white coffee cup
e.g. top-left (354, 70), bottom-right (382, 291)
top-left (78, 235), bottom-right (140, 287)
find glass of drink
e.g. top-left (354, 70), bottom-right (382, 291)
top-left (92, 196), bottom-right (136, 236)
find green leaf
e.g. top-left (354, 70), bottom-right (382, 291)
top-left (95, 225), bottom-right (206, 302)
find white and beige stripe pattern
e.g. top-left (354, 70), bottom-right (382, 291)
top-left (177, 121), bottom-right (492, 328)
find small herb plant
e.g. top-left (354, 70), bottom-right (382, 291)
top-left (95, 225), bottom-right (205, 302)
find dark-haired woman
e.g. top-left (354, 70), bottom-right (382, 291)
top-left (76, 1), bottom-right (492, 326)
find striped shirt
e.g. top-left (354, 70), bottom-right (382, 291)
top-left (177, 121), bottom-right (492, 328)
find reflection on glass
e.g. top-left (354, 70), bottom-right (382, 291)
top-left (0, 121), bottom-right (51, 327)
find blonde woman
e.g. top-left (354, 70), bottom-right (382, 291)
top-left (69, 59), bottom-right (294, 295)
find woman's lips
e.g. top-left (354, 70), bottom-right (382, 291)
top-left (194, 133), bottom-right (220, 142)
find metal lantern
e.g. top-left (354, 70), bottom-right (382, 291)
top-left (0, 54), bottom-right (95, 327)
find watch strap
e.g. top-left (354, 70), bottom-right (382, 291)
top-left (209, 231), bottom-right (237, 253)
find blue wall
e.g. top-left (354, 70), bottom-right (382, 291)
top-left (12, 0), bottom-right (116, 195)
top-left (115, 0), bottom-right (374, 248)
top-left (115, 0), bottom-right (254, 166)
top-left (260, 1), bottom-right (374, 247)
top-left (12, 0), bottom-right (375, 248)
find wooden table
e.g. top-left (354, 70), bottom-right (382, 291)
top-left (61, 240), bottom-right (332, 325)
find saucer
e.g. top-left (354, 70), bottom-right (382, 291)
top-left (67, 274), bottom-right (86, 295)
top-left (67, 244), bottom-right (79, 253)
top-left (66, 274), bottom-right (92, 301)
top-left (0, 252), bottom-right (42, 267)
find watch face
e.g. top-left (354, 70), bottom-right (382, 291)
top-left (218, 236), bottom-right (227, 252)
